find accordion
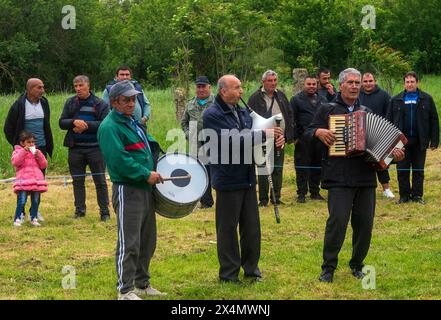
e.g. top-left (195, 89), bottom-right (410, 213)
top-left (329, 110), bottom-right (408, 170)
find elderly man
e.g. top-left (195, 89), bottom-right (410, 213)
top-left (181, 76), bottom-right (215, 208)
top-left (247, 70), bottom-right (294, 206)
top-left (98, 80), bottom-right (165, 300)
top-left (203, 74), bottom-right (285, 283)
top-left (102, 65), bottom-right (151, 125)
top-left (388, 71), bottom-right (439, 205)
top-left (359, 72), bottom-right (395, 199)
top-left (4, 78), bottom-right (54, 222)
top-left (59, 75), bottom-right (110, 221)
top-left (317, 68), bottom-right (336, 102)
top-left (306, 68), bottom-right (404, 283)
top-left (290, 75), bottom-right (327, 203)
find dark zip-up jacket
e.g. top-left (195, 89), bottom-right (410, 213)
top-left (4, 93), bottom-right (54, 157)
top-left (359, 85), bottom-right (390, 118)
top-left (305, 94), bottom-right (377, 189)
top-left (59, 92), bottom-right (109, 148)
top-left (290, 91), bottom-right (327, 139)
top-left (247, 88), bottom-right (295, 143)
top-left (203, 95), bottom-right (266, 191)
top-left (388, 89), bottom-right (439, 150)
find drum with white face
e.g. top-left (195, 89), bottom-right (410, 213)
top-left (154, 153), bottom-right (208, 218)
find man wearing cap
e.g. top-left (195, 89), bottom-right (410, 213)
top-left (59, 75), bottom-right (110, 221)
top-left (181, 76), bottom-right (215, 208)
top-left (102, 65), bottom-right (151, 125)
top-left (98, 80), bottom-right (166, 300)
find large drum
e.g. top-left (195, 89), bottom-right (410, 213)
top-left (153, 153), bottom-right (208, 219)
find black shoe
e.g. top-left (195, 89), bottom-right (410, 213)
top-left (100, 214), bottom-right (111, 222)
top-left (244, 276), bottom-right (263, 283)
top-left (200, 203), bottom-right (213, 209)
top-left (258, 201), bottom-right (268, 207)
top-left (296, 195), bottom-right (306, 203)
top-left (219, 278), bottom-right (242, 285)
top-left (351, 268), bottom-right (366, 279)
top-left (310, 193), bottom-right (325, 201)
top-left (319, 269), bottom-right (334, 283)
top-left (74, 211), bottom-right (85, 219)
top-left (397, 196), bottom-right (410, 204)
top-left (411, 196), bottom-right (425, 205)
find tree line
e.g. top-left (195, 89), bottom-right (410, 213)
top-left (1, 0), bottom-right (440, 93)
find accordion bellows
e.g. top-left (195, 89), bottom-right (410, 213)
top-left (329, 110), bottom-right (408, 170)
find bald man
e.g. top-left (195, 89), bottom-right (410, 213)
top-left (4, 78), bottom-right (54, 222)
top-left (203, 75), bottom-right (284, 284)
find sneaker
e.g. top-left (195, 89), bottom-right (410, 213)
top-left (319, 269), bottom-right (334, 283)
top-left (383, 189), bottom-right (395, 199)
top-left (296, 195), bottom-right (306, 203)
top-left (351, 268), bottom-right (366, 279)
top-left (100, 214), bottom-right (111, 222)
top-left (13, 218), bottom-right (23, 227)
top-left (134, 285), bottom-right (167, 296)
top-left (30, 218), bottom-right (41, 227)
top-left (74, 211), bottom-right (86, 219)
top-left (37, 212), bottom-right (45, 221)
top-left (118, 291), bottom-right (142, 300)
top-left (397, 196), bottom-right (410, 204)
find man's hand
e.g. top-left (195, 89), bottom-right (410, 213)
top-left (265, 127), bottom-right (285, 148)
top-left (73, 119), bottom-right (88, 132)
top-left (147, 171), bottom-right (164, 185)
top-left (326, 83), bottom-right (335, 96)
top-left (391, 148), bottom-right (405, 162)
top-left (141, 117), bottom-right (148, 125)
top-left (315, 128), bottom-right (336, 147)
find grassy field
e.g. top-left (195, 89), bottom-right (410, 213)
top-left (0, 78), bottom-right (440, 300)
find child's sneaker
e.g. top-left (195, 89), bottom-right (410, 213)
top-left (13, 219), bottom-right (23, 227)
top-left (30, 218), bottom-right (41, 227)
top-left (37, 212), bottom-right (45, 222)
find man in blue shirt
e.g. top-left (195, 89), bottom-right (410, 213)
top-left (102, 66), bottom-right (151, 125)
top-left (59, 75), bottom-right (110, 220)
top-left (388, 71), bottom-right (439, 204)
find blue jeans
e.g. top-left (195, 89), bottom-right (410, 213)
top-left (14, 191), bottom-right (40, 221)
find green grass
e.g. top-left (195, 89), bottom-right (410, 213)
top-left (0, 79), bottom-right (440, 300)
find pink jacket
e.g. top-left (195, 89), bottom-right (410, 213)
top-left (11, 145), bottom-right (48, 193)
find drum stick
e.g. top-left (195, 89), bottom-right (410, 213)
top-left (162, 175), bottom-right (191, 181)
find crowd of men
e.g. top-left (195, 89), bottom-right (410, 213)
top-left (3, 66), bottom-right (439, 298)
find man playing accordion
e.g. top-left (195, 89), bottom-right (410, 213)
top-left (305, 68), bottom-right (405, 283)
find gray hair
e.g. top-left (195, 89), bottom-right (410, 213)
top-left (262, 70), bottom-right (278, 82)
top-left (338, 68), bottom-right (361, 85)
top-left (217, 74), bottom-right (237, 92)
top-left (73, 75), bottom-right (90, 84)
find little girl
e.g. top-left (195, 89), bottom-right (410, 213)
top-left (11, 131), bottom-right (48, 227)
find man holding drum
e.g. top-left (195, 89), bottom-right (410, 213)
top-left (97, 80), bottom-right (166, 300)
top-left (203, 75), bottom-right (285, 284)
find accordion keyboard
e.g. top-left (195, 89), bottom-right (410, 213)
top-left (329, 115), bottom-right (347, 156)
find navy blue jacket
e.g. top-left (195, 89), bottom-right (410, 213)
top-left (203, 95), bottom-right (265, 191)
top-left (359, 85), bottom-right (390, 118)
top-left (388, 89), bottom-right (439, 150)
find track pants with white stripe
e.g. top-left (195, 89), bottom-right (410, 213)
top-left (112, 184), bottom-right (156, 294)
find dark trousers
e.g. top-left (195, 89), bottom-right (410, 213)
top-left (68, 147), bottom-right (109, 215)
top-left (14, 191), bottom-right (40, 221)
top-left (215, 187), bottom-right (261, 281)
top-left (37, 146), bottom-right (48, 176)
top-left (113, 184), bottom-right (157, 294)
top-left (376, 169), bottom-right (390, 185)
top-left (397, 137), bottom-right (426, 198)
top-left (257, 149), bottom-right (284, 203)
top-left (322, 187), bottom-right (375, 271)
top-left (200, 165), bottom-right (214, 207)
top-left (294, 137), bottom-right (323, 196)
